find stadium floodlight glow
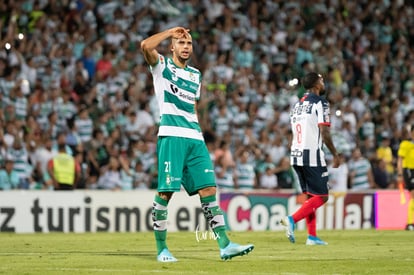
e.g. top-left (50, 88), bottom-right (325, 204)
top-left (5, 43), bottom-right (11, 50)
top-left (335, 110), bottom-right (342, 117)
top-left (288, 78), bottom-right (298, 87)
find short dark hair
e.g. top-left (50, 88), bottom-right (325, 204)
top-left (302, 72), bottom-right (322, 89)
top-left (58, 143), bottom-right (66, 151)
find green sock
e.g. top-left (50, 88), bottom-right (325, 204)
top-left (154, 230), bottom-right (167, 255)
top-left (201, 195), bottom-right (230, 249)
top-left (153, 195), bottom-right (168, 254)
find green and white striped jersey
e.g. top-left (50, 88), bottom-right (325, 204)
top-left (235, 162), bottom-right (256, 190)
top-left (75, 117), bottom-right (93, 143)
top-left (150, 54), bottom-right (203, 141)
top-left (13, 96), bottom-right (28, 120)
top-left (7, 147), bottom-right (30, 179)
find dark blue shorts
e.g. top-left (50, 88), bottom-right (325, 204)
top-left (293, 165), bottom-right (329, 196)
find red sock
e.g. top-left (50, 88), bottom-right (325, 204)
top-left (292, 195), bottom-right (325, 223)
top-left (306, 212), bottom-right (316, 236)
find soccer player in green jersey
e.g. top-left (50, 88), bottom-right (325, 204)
top-left (141, 27), bottom-right (254, 262)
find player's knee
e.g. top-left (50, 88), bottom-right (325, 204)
top-left (309, 194), bottom-right (329, 204)
top-left (198, 186), bottom-right (216, 197)
top-left (158, 192), bottom-right (173, 202)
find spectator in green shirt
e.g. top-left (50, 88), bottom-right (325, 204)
top-left (0, 159), bottom-right (19, 190)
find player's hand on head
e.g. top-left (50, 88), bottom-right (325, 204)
top-left (171, 27), bottom-right (190, 39)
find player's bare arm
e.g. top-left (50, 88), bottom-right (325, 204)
top-left (194, 100), bottom-right (200, 121)
top-left (320, 125), bottom-right (340, 168)
top-left (140, 27), bottom-right (190, 66)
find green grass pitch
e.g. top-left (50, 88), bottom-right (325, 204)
top-left (0, 230), bottom-right (412, 274)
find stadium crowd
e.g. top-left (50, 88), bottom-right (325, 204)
top-left (0, 0), bottom-right (413, 191)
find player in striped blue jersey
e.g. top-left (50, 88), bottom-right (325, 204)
top-left (141, 26), bottom-right (253, 262)
top-left (281, 72), bottom-right (340, 246)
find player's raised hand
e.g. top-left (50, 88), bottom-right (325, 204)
top-left (170, 27), bottom-right (190, 39)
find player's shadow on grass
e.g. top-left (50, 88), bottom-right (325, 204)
top-left (93, 251), bottom-right (155, 260)
top-left (94, 249), bottom-right (224, 262)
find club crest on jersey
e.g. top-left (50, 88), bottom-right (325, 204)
top-left (189, 72), bottom-right (195, 82)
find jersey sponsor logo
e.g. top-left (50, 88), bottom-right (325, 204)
top-left (169, 84), bottom-right (196, 102)
top-left (186, 82), bottom-right (199, 91)
top-left (291, 149), bottom-right (303, 157)
top-left (170, 84), bottom-right (179, 94)
top-left (291, 104), bottom-right (312, 116)
top-left (179, 91), bottom-right (195, 102)
top-left (292, 116), bottom-right (305, 123)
